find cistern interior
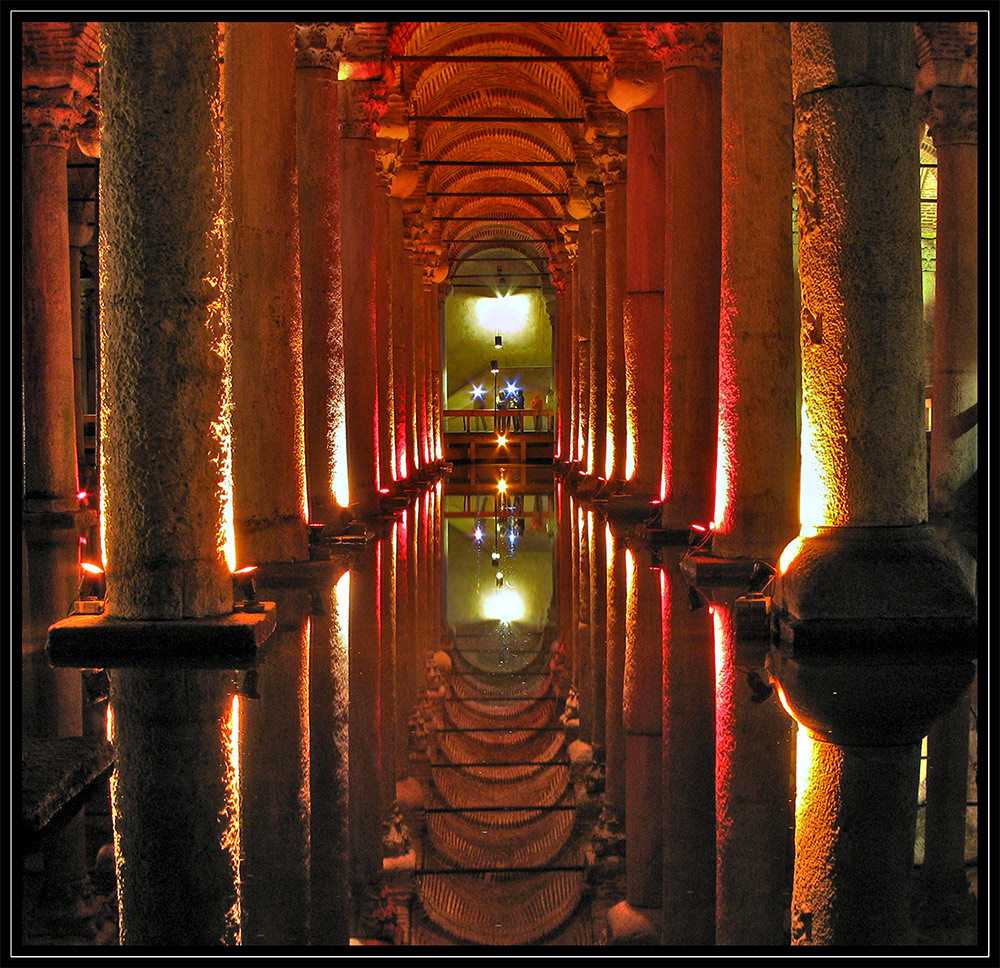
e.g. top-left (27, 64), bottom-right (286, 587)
top-left (20, 19), bottom-right (981, 952)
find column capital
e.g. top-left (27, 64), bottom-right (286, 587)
top-left (914, 22), bottom-right (978, 94)
top-left (914, 22), bottom-right (977, 147)
top-left (22, 84), bottom-right (87, 148)
top-left (584, 180), bottom-right (606, 222)
top-left (559, 222), bottom-right (579, 264)
top-left (294, 21), bottom-right (352, 71)
top-left (592, 137), bottom-right (628, 185)
top-left (374, 138), bottom-right (403, 191)
top-left (643, 21), bottom-right (722, 72)
top-left (338, 79), bottom-right (387, 139)
top-left (919, 84), bottom-right (977, 147)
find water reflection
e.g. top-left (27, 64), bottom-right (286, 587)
top-left (87, 473), bottom-right (801, 948)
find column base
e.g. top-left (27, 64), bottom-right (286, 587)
top-left (606, 901), bottom-right (661, 945)
top-left (46, 603), bottom-right (276, 669)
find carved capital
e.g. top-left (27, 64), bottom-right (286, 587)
top-left (339, 79), bottom-right (387, 139)
top-left (592, 136), bottom-right (627, 185)
top-left (375, 139), bottom-right (403, 190)
top-left (584, 181), bottom-right (605, 222)
top-left (919, 84), bottom-right (977, 147)
top-left (644, 21), bottom-right (722, 72)
top-left (295, 22), bottom-right (351, 70)
top-left (22, 85), bottom-right (85, 148)
top-left (914, 22), bottom-right (977, 95)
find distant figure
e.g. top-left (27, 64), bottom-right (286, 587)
top-left (530, 392), bottom-right (544, 431)
top-left (496, 390), bottom-right (509, 433)
top-left (512, 389), bottom-right (524, 431)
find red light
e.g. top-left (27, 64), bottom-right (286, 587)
top-left (81, 562), bottom-right (104, 575)
top-left (233, 565), bottom-right (257, 576)
top-left (76, 490), bottom-right (88, 501)
top-left (649, 498), bottom-right (662, 505)
top-left (691, 523), bottom-right (707, 532)
top-left (79, 536), bottom-right (87, 545)
top-left (379, 487), bottom-right (391, 494)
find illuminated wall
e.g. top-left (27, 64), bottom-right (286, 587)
top-left (443, 289), bottom-right (553, 408)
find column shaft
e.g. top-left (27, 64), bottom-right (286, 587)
top-left (603, 175), bottom-right (628, 483)
top-left (623, 106), bottom-right (665, 496)
top-left (339, 81), bottom-right (382, 514)
top-left (713, 22), bottom-right (799, 560)
top-left (100, 21), bottom-right (231, 618)
top-left (588, 211), bottom-right (608, 480)
top-left (226, 22), bottom-right (308, 563)
top-left (296, 51), bottom-right (347, 517)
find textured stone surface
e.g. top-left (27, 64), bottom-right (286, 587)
top-left (225, 22), bottom-right (308, 563)
top-left (100, 22), bottom-right (232, 619)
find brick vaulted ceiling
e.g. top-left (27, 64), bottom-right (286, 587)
top-left (380, 21), bottom-right (644, 290)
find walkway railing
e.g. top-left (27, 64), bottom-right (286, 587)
top-left (443, 409), bottom-right (554, 434)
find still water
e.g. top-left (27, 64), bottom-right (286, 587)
top-left (33, 473), bottom-right (802, 946)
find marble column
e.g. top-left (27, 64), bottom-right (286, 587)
top-left (555, 235), bottom-right (576, 465)
top-left (918, 22), bottom-right (979, 536)
top-left (603, 521), bottom-right (627, 820)
top-left (606, 76), bottom-right (664, 507)
top-left (594, 141), bottom-right (628, 485)
top-left (712, 22), bottom-right (799, 562)
top-left (587, 184), bottom-right (608, 483)
top-left (645, 23), bottom-right (723, 531)
top-left (339, 76), bottom-right (386, 516)
top-left (771, 22), bottom-right (977, 946)
top-left (100, 20), bottom-right (232, 618)
top-left (915, 20), bottom-right (979, 899)
top-left (225, 22), bottom-right (308, 563)
top-left (308, 570), bottom-right (351, 945)
top-left (587, 508), bottom-right (608, 752)
top-left (574, 218), bottom-right (593, 471)
top-left (388, 194), bottom-right (412, 480)
top-left (608, 532), bottom-right (662, 942)
top-left (295, 23), bottom-right (350, 520)
top-left (374, 144), bottom-right (398, 494)
top-left (22, 59), bottom-right (95, 513)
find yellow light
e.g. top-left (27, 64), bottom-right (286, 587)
top-left (476, 293), bottom-right (530, 334)
top-left (497, 435), bottom-right (507, 447)
top-left (483, 587), bottom-right (525, 623)
top-left (497, 478), bottom-right (507, 493)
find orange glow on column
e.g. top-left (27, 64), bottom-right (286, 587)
top-left (605, 430), bottom-right (615, 480)
top-left (714, 287), bottom-right (738, 533)
top-left (625, 412), bottom-right (636, 481)
top-left (778, 524), bottom-right (818, 575)
top-left (221, 692), bottom-right (243, 944)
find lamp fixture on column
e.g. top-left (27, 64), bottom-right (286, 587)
top-left (233, 565), bottom-right (264, 612)
top-left (73, 562), bottom-right (106, 615)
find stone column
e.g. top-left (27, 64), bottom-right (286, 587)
top-left (606, 73), bottom-right (664, 510)
top-left (573, 217), bottom-right (593, 471)
top-left (593, 140), bottom-right (628, 485)
top-left (918, 22), bottom-right (978, 536)
top-left (555, 232), bottom-right (577, 465)
top-left (295, 23), bottom-right (349, 521)
top-left (644, 23), bottom-right (723, 531)
top-left (389, 196), bottom-right (410, 480)
top-left (349, 542), bottom-right (385, 924)
top-left (225, 22), bottom-right (308, 563)
top-left (587, 184), bottom-right (608, 483)
top-left (712, 22), bottom-right (799, 562)
top-left (603, 521), bottom-right (627, 821)
top-left (915, 20), bottom-right (978, 900)
top-left (375, 142), bottom-right (405, 493)
top-left (714, 601), bottom-right (796, 944)
top-left (339, 75), bottom-right (386, 515)
top-left (660, 552), bottom-right (717, 944)
top-left (771, 22), bottom-right (977, 947)
top-left (587, 508), bottom-right (608, 753)
top-left (100, 20), bottom-right (231, 618)
top-left (240, 588), bottom-right (311, 944)
top-left (401, 217), bottom-right (421, 477)
top-left (308, 570), bottom-right (351, 945)
top-left (608, 530), bottom-right (662, 943)
top-left (22, 26), bottom-right (97, 514)
top-left (574, 502), bottom-right (593, 743)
